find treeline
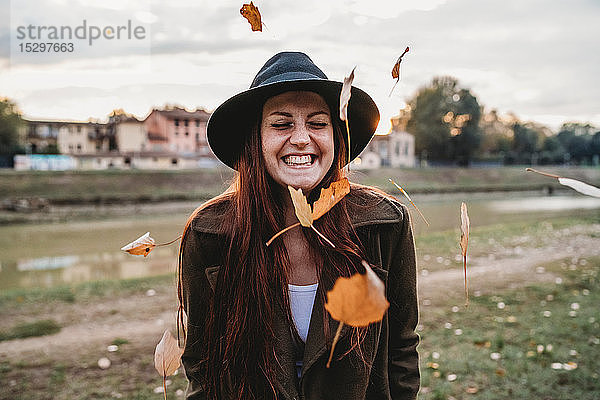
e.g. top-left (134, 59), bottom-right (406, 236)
top-left (399, 76), bottom-right (600, 166)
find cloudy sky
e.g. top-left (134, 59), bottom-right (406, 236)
top-left (1, 0), bottom-right (599, 133)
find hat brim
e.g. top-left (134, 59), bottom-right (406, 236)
top-left (207, 79), bottom-right (380, 169)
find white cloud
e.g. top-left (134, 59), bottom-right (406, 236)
top-left (1, 0), bottom-right (599, 131)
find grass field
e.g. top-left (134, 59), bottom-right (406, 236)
top-left (418, 257), bottom-right (600, 400)
top-left (1, 213), bottom-right (599, 399)
top-left (2, 166), bottom-right (600, 203)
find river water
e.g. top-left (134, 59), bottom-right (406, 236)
top-left (1, 191), bottom-right (599, 290)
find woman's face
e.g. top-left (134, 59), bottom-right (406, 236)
top-left (261, 91), bottom-right (335, 195)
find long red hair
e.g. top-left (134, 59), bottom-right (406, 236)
top-left (177, 104), bottom-right (373, 399)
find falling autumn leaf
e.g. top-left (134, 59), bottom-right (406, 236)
top-left (339, 67), bottom-right (355, 166)
top-left (289, 186), bottom-right (313, 227)
top-left (339, 67), bottom-right (355, 122)
top-left (121, 232), bottom-right (156, 257)
top-left (266, 178), bottom-right (350, 246)
top-left (324, 260), bottom-right (390, 367)
top-left (460, 202), bottom-right (470, 306)
top-left (389, 46), bottom-right (409, 96)
top-left (121, 233), bottom-right (182, 257)
top-left (526, 168), bottom-right (600, 198)
top-left (240, 2), bottom-right (262, 32)
top-left (312, 178), bottom-right (351, 220)
top-left (389, 178), bottom-right (429, 226)
top-left (154, 330), bottom-right (184, 400)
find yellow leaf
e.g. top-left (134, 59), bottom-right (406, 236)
top-left (154, 330), bottom-right (184, 377)
top-left (325, 260), bottom-right (389, 327)
top-left (240, 2), bottom-right (262, 31)
top-left (288, 186), bottom-right (313, 227)
top-left (121, 232), bottom-right (156, 257)
top-left (312, 178), bottom-right (350, 220)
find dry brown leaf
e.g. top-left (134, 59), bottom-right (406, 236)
top-left (389, 178), bottom-right (429, 226)
top-left (288, 186), bottom-right (313, 227)
top-left (240, 2), bottom-right (262, 32)
top-left (460, 202), bottom-right (470, 306)
top-left (526, 168), bottom-right (600, 198)
top-left (312, 178), bottom-right (350, 220)
top-left (389, 46), bottom-right (410, 96)
top-left (466, 386), bottom-right (479, 394)
top-left (121, 232), bottom-right (156, 257)
top-left (339, 68), bottom-right (355, 166)
top-left (154, 330), bottom-right (184, 377)
top-left (154, 330), bottom-right (184, 400)
top-left (324, 260), bottom-right (389, 367)
top-left (339, 67), bottom-right (355, 122)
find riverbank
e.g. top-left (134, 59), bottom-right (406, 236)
top-left (2, 167), bottom-right (599, 205)
top-left (0, 215), bottom-right (599, 399)
top-left (2, 166), bottom-right (599, 225)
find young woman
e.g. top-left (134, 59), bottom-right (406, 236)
top-left (178, 52), bottom-right (420, 400)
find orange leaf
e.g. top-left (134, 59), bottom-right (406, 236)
top-left (121, 232), bottom-right (156, 257)
top-left (389, 46), bottom-right (409, 96)
top-left (325, 260), bottom-right (389, 327)
top-left (460, 202), bottom-right (470, 305)
top-left (324, 260), bottom-right (389, 367)
top-left (312, 178), bottom-right (350, 220)
top-left (154, 330), bottom-right (184, 377)
top-left (240, 2), bottom-right (262, 32)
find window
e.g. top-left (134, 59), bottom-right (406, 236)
top-left (77, 126), bottom-right (82, 133)
top-left (184, 119), bottom-right (189, 127)
top-left (185, 131), bottom-right (189, 136)
top-left (69, 144), bottom-right (73, 151)
top-left (195, 120), bottom-right (200, 127)
top-left (195, 133), bottom-right (199, 141)
top-left (77, 144), bottom-right (82, 152)
top-left (171, 158), bottom-right (178, 165)
top-left (174, 119), bottom-right (179, 127)
top-left (175, 131), bottom-right (179, 136)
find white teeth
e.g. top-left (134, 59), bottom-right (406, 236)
top-left (283, 155), bottom-right (313, 165)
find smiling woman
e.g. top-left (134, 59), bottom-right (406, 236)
top-left (177, 52), bottom-right (420, 400)
top-left (261, 91), bottom-right (335, 194)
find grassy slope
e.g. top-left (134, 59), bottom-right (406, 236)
top-left (2, 167), bottom-right (600, 202)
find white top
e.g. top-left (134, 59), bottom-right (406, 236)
top-left (288, 283), bottom-right (318, 343)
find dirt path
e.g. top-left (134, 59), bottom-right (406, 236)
top-left (1, 227), bottom-right (599, 362)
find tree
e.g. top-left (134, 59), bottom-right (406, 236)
top-left (557, 122), bottom-right (595, 164)
top-left (0, 98), bottom-right (24, 155)
top-left (405, 76), bottom-right (482, 166)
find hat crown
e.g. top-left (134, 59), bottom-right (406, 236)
top-left (250, 52), bottom-right (328, 88)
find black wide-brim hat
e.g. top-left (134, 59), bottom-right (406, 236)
top-left (207, 52), bottom-right (380, 170)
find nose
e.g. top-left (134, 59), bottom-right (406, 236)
top-left (289, 124), bottom-right (310, 146)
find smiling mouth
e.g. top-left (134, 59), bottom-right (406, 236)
top-left (281, 154), bottom-right (317, 166)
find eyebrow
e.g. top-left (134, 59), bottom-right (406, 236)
top-left (267, 111), bottom-right (330, 118)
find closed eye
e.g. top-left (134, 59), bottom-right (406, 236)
top-left (271, 122), bottom-right (293, 129)
top-left (308, 122), bottom-right (329, 128)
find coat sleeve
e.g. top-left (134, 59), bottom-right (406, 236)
top-left (387, 203), bottom-right (420, 399)
top-left (180, 226), bottom-right (213, 400)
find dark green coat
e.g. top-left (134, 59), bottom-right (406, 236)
top-left (180, 187), bottom-right (420, 400)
